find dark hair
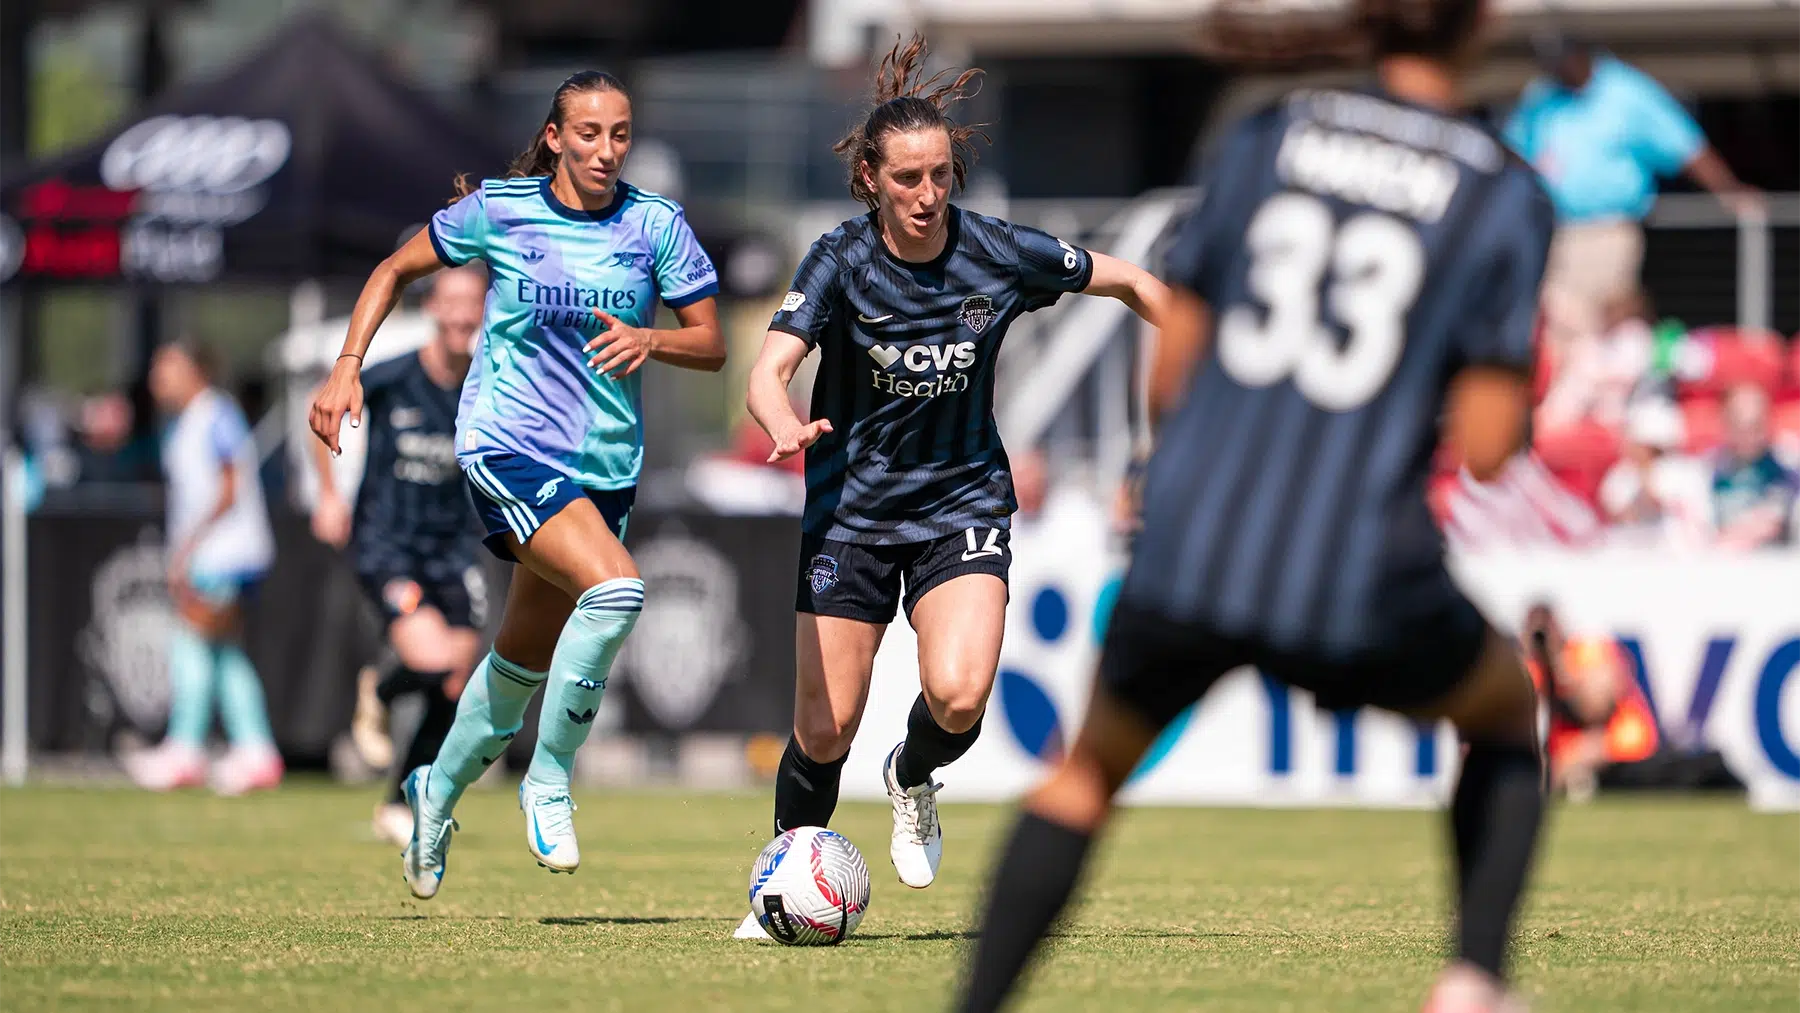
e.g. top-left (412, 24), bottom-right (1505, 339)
top-left (164, 337), bottom-right (221, 383)
top-left (1200, 0), bottom-right (1484, 70)
top-left (454, 71), bottom-right (630, 199)
top-left (833, 35), bottom-right (986, 210)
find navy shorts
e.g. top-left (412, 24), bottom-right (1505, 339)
top-left (1098, 593), bottom-right (1491, 730)
top-left (461, 452), bottom-right (634, 562)
top-left (357, 565), bottom-right (488, 631)
top-left (796, 526), bottom-right (1011, 625)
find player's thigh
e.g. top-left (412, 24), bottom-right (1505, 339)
top-left (388, 606), bottom-right (479, 676)
top-left (492, 564), bottom-right (576, 672)
top-left (1404, 626), bottom-right (1538, 746)
top-left (507, 494), bottom-right (638, 597)
top-left (910, 572), bottom-right (1007, 724)
top-left (793, 613), bottom-right (885, 761)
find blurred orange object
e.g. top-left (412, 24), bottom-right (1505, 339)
top-left (1530, 635), bottom-right (1661, 774)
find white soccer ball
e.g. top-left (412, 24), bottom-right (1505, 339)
top-left (746, 826), bottom-right (872, 946)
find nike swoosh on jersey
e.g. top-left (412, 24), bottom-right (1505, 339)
top-left (857, 313), bottom-right (894, 323)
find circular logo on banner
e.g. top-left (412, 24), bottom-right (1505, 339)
top-left (614, 528), bottom-right (749, 730)
top-left (101, 115), bottom-right (292, 194)
top-left (0, 214), bottom-right (23, 282)
top-left (77, 530), bottom-right (174, 733)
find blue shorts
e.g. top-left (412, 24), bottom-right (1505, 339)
top-left (461, 452), bottom-right (634, 562)
top-left (188, 569), bottom-right (265, 607)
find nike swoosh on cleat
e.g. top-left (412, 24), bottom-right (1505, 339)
top-left (857, 313), bottom-right (894, 323)
top-left (531, 811), bottom-right (557, 855)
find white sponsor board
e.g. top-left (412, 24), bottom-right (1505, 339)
top-left (841, 490), bottom-right (1800, 811)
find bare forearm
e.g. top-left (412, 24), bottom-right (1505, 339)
top-left (1685, 147), bottom-right (1742, 195)
top-left (747, 366), bottom-right (802, 439)
top-left (649, 323), bottom-right (726, 372)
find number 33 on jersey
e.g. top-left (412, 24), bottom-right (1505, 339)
top-left (1171, 90), bottom-right (1553, 416)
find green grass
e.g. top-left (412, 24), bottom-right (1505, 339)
top-left (0, 784), bottom-right (1794, 1012)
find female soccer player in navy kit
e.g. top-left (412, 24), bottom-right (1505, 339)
top-left (957, 2), bottom-right (1553, 1010)
top-left (739, 36), bottom-right (1170, 936)
top-left (311, 71), bottom-right (724, 899)
top-left (309, 265), bottom-right (488, 847)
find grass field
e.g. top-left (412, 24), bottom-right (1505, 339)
top-left (1, 783), bottom-right (1794, 1012)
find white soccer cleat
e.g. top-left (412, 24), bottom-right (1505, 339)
top-left (372, 802), bottom-right (415, 848)
top-left (883, 743), bottom-right (943, 889)
top-left (520, 779), bottom-right (581, 873)
top-left (732, 911), bottom-right (771, 940)
top-left (122, 741), bottom-right (207, 792)
top-left (401, 766), bottom-right (458, 900)
top-left (351, 666), bottom-right (394, 770)
top-left (209, 746), bottom-right (284, 797)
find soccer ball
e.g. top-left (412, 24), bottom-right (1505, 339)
top-left (746, 826), bottom-right (872, 946)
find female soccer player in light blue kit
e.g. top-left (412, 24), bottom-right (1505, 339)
top-left (310, 71), bottom-right (724, 899)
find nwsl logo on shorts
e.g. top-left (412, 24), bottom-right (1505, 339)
top-left (807, 554), bottom-right (840, 595)
top-left (958, 295), bottom-right (996, 334)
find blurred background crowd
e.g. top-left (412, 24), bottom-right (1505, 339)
top-left (0, 0), bottom-right (1795, 794)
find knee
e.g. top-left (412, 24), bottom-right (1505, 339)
top-left (923, 676), bottom-right (991, 735)
top-left (793, 711), bottom-right (856, 763)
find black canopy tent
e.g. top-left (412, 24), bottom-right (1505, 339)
top-left (1, 13), bottom-right (508, 288)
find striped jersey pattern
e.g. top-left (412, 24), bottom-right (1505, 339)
top-left (351, 351), bottom-right (480, 580)
top-left (1124, 87), bottom-right (1555, 658)
top-left (770, 206), bottom-right (1092, 545)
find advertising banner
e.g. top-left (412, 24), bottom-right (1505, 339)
top-left (839, 491), bottom-right (1800, 811)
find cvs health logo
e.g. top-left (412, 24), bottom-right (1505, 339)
top-left (867, 341), bottom-right (976, 398)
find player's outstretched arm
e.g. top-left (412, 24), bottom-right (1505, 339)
top-left (1447, 368), bottom-right (1531, 482)
top-left (1082, 251), bottom-right (1173, 330)
top-left (310, 228), bottom-right (444, 455)
top-left (1147, 287), bottom-right (1213, 429)
top-left (585, 297), bottom-right (725, 377)
top-left (746, 329), bottom-right (831, 463)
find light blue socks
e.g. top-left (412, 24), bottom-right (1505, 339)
top-left (164, 628), bottom-right (274, 749)
top-left (214, 644), bottom-right (274, 748)
top-left (426, 651), bottom-right (548, 809)
top-left (164, 625), bottom-right (216, 748)
top-left (524, 578), bottom-right (644, 790)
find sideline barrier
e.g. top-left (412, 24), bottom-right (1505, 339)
top-left (840, 491), bottom-right (1800, 811)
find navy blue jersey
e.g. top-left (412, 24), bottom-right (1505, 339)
top-left (770, 207), bottom-right (1093, 544)
top-left (1125, 88), bottom-right (1553, 658)
top-left (353, 351), bottom-right (480, 577)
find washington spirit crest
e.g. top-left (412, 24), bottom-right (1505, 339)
top-left (958, 294), bottom-right (996, 334)
top-left (807, 554), bottom-right (840, 595)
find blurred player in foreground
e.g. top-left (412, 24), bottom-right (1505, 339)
top-left (127, 341), bottom-right (281, 795)
top-left (309, 266), bottom-right (488, 846)
top-left (311, 70), bottom-right (723, 899)
top-left (957, 2), bottom-right (1553, 1010)
top-left (740, 35), bottom-right (1168, 938)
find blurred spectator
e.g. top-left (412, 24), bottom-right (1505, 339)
top-left (74, 390), bottom-right (159, 484)
top-left (1522, 603), bottom-right (1658, 802)
top-left (1536, 290), bottom-right (1656, 433)
top-left (1433, 452), bottom-right (1602, 550)
top-left (685, 394), bottom-right (808, 515)
top-left (1710, 384), bottom-right (1798, 548)
top-left (1597, 398), bottom-right (1710, 545)
top-left (1505, 33), bottom-right (1761, 355)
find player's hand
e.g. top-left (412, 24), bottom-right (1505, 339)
top-left (311, 492), bottom-right (353, 549)
top-left (768, 419), bottom-right (832, 462)
top-left (586, 311), bottom-right (654, 379)
top-left (309, 356), bottom-right (365, 456)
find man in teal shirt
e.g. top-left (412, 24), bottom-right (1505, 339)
top-left (1505, 33), bottom-right (1759, 349)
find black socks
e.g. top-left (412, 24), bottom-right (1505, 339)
top-left (384, 673), bottom-right (455, 804)
top-left (772, 735), bottom-right (848, 835)
top-left (896, 694), bottom-right (983, 790)
top-left (957, 811), bottom-right (1095, 1013)
top-left (1450, 741), bottom-right (1546, 980)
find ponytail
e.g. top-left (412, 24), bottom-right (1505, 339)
top-left (833, 35), bottom-right (987, 209)
top-left (453, 70), bottom-right (630, 200)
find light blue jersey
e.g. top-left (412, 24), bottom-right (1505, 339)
top-left (1504, 56), bottom-right (1704, 224)
top-left (429, 177), bottom-right (719, 489)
